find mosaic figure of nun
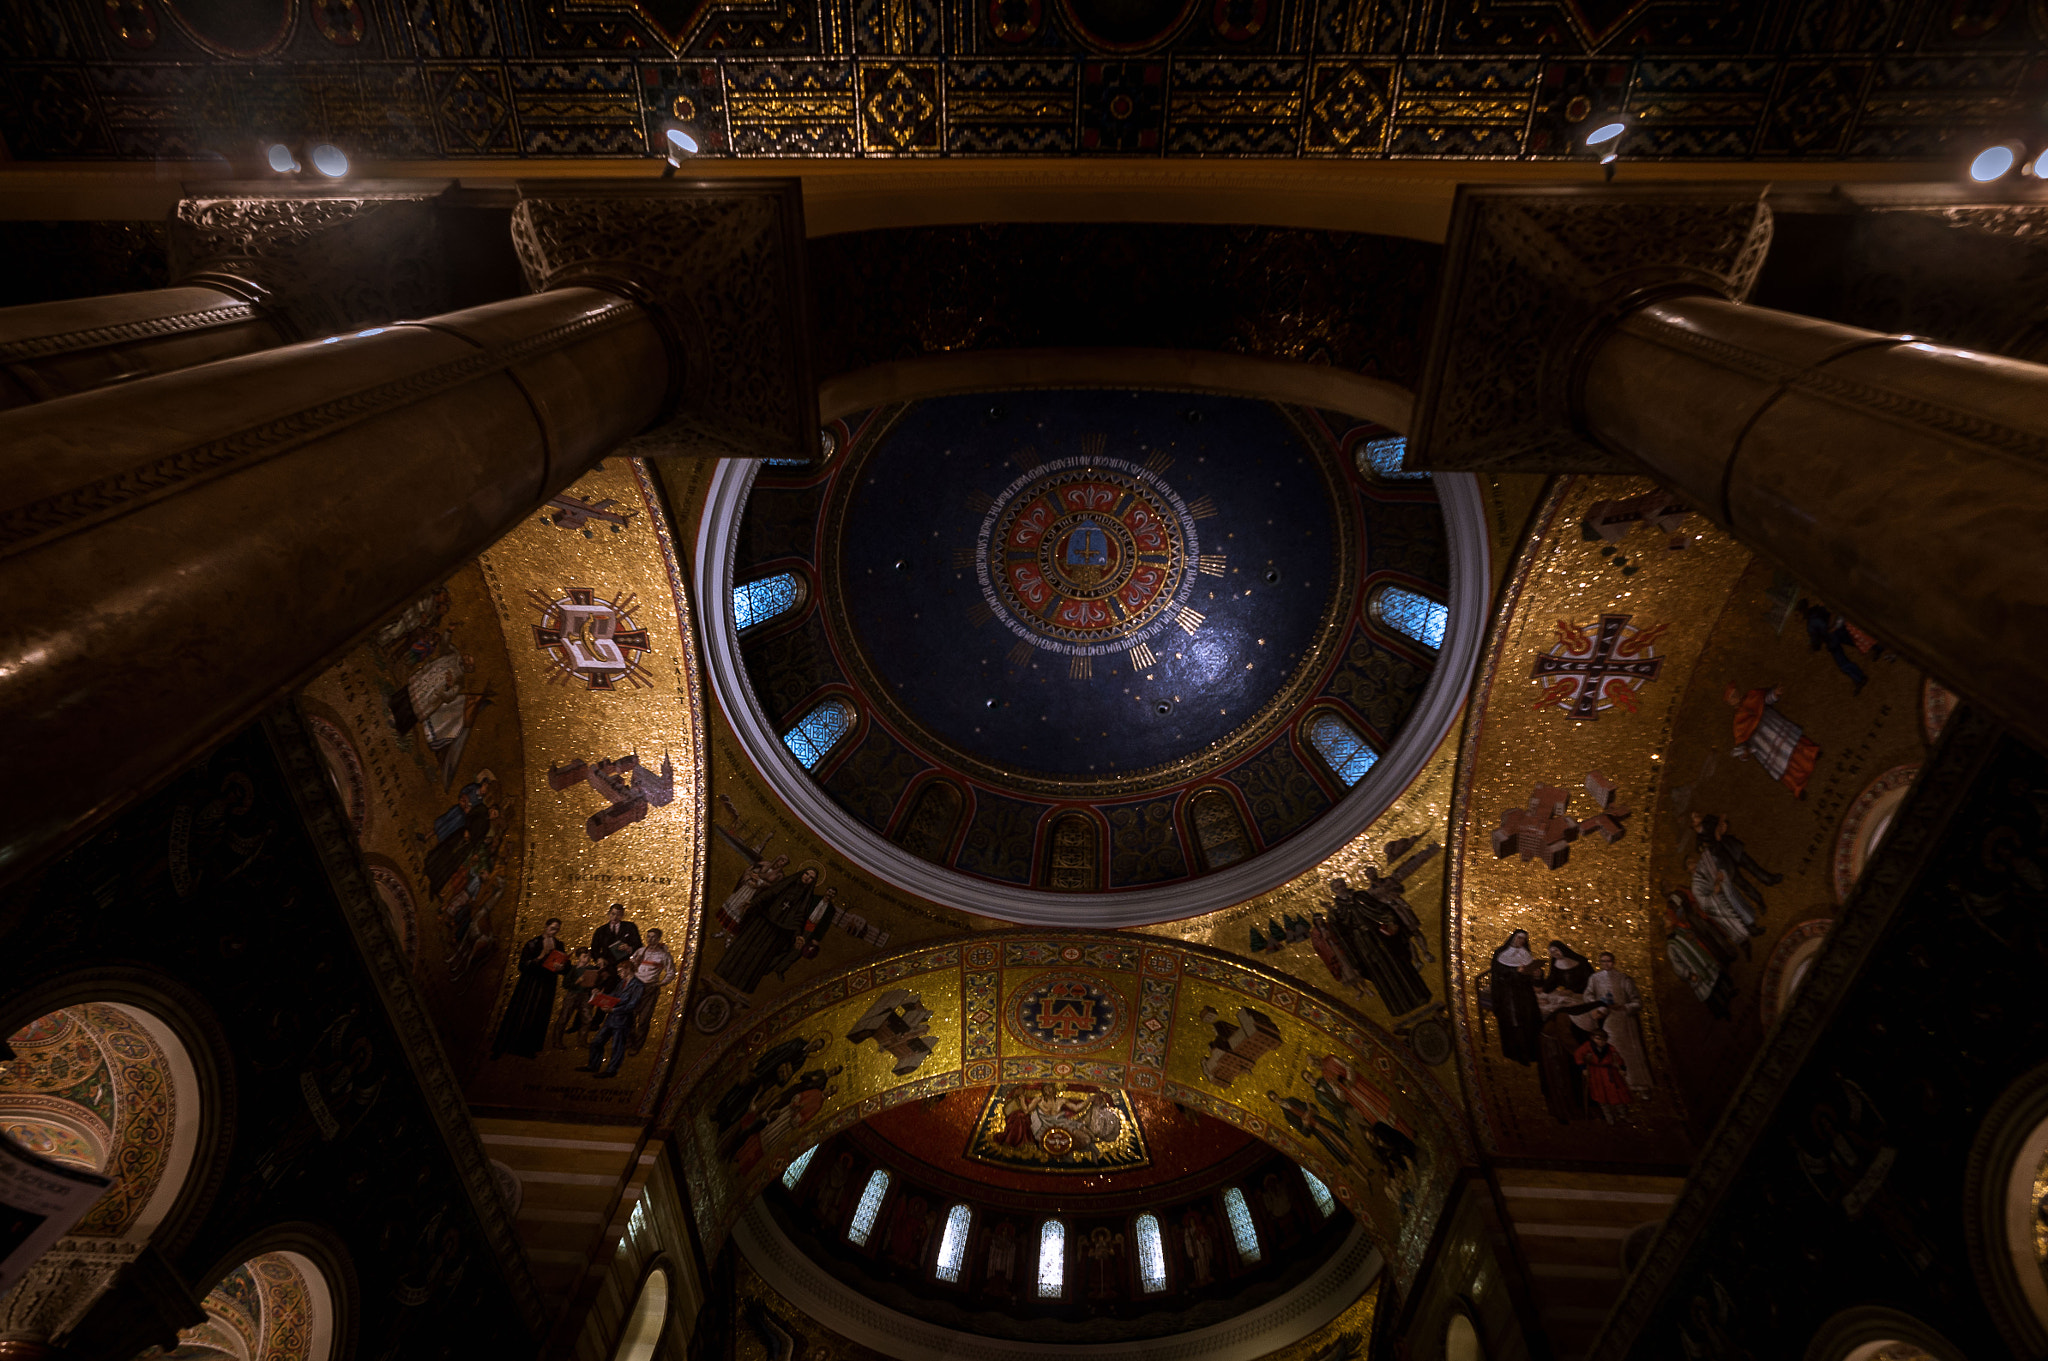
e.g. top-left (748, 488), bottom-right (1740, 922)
top-left (714, 865), bottom-right (825, 994)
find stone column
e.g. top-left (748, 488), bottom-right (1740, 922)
top-left (0, 286), bottom-right (285, 410)
top-left (1577, 293), bottom-right (2048, 749)
top-left (0, 286), bottom-right (672, 884)
top-left (0, 179), bottom-right (813, 887)
top-left (0, 188), bottom-right (455, 412)
top-left (1407, 184), bottom-right (2048, 754)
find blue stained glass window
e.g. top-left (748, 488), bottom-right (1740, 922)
top-left (781, 1144), bottom-right (817, 1191)
top-left (848, 1169), bottom-right (890, 1247)
top-left (1359, 435), bottom-right (1429, 481)
top-left (1306, 711), bottom-right (1378, 787)
top-left (1223, 1187), bottom-right (1262, 1265)
top-left (1300, 1166), bottom-right (1336, 1218)
top-left (733, 571), bottom-right (803, 632)
top-left (1374, 584), bottom-right (1448, 651)
top-left (783, 698), bottom-right (857, 770)
top-left (1134, 1214), bottom-right (1167, 1293)
top-left (1038, 1221), bottom-right (1066, 1298)
top-left (935, 1204), bottom-right (972, 1283)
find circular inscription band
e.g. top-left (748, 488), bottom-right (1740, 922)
top-left (975, 455), bottom-right (1199, 656)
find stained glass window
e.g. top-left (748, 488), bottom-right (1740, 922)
top-left (1373, 584), bottom-right (1448, 651)
top-left (1305, 711), bottom-right (1378, 787)
top-left (935, 1203), bottom-right (972, 1283)
top-left (1134, 1214), bottom-right (1167, 1293)
top-left (781, 1144), bottom-right (817, 1191)
top-left (1223, 1187), bottom-right (1262, 1264)
top-left (733, 571), bottom-right (804, 632)
top-left (848, 1169), bottom-right (890, 1247)
top-left (783, 697), bottom-right (857, 770)
top-left (1300, 1166), bottom-right (1336, 1218)
top-left (1038, 1220), bottom-right (1065, 1298)
top-left (1358, 435), bottom-right (1429, 481)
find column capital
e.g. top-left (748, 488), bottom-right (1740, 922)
top-left (1409, 184), bottom-right (1775, 474)
top-left (169, 183), bottom-right (459, 342)
top-left (510, 179), bottom-right (817, 463)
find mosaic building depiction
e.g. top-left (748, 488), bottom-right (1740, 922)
top-left (1, 14), bottom-right (2047, 1361)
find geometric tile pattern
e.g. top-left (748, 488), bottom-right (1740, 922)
top-left (0, 0), bottom-right (2037, 160)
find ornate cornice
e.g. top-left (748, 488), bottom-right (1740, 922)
top-left (261, 702), bottom-right (548, 1339)
top-left (510, 179), bottom-right (816, 464)
top-left (1585, 703), bottom-right (2005, 1360)
top-left (1408, 184), bottom-right (1775, 474)
top-left (169, 187), bottom-right (458, 343)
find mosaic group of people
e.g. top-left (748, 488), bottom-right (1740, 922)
top-left (489, 903), bottom-right (677, 1076)
top-left (1487, 930), bottom-right (1651, 1126)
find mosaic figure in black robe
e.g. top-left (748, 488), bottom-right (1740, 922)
top-left (714, 868), bottom-right (820, 994)
top-left (1329, 883), bottom-right (1432, 1015)
top-left (491, 923), bottom-right (563, 1059)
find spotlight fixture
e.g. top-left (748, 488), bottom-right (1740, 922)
top-left (1584, 118), bottom-right (1628, 147)
top-left (308, 143), bottom-right (349, 177)
top-left (1970, 139), bottom-right (2025, 182)
top-left (658, 119), bottom-right (701, 177)
top-left (262, 142), bottom-right (300, 174)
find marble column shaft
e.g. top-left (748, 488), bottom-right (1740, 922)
top-left (1580, 293), bottom-right (2048, 748)
top-left (0, 285), bottom-right (671, 882)
top-left (0, 285), bottom-right (288, 411)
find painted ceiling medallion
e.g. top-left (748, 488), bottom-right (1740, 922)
top-left (530, 586), bottom-right (654, 690)
top-left (978, 455), bottom-right (1202, 658)
top-left (1007, 971), bottom-right (1125, 1053)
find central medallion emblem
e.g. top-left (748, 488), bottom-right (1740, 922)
top-left (1007, 970), bottom-right (1126, 1053)
top-left (977, 455), bottom-right (1198, 657)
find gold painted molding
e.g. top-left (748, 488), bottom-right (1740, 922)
top-left (818, 348), bottom-right (1414, 431)
top-left (0, 159), bottom-right (1952, 243)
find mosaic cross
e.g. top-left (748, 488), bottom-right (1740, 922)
top-left (1530, 613), bottom-right (1663, 720)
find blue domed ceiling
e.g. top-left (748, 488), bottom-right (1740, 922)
top-left (731, 389), bottom-right (1449, 894)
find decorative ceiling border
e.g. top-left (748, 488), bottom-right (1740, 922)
top-left (694, 403), bottom-right (1489, 925)
top-left (733, 1194), bottom-right (1381, 1361)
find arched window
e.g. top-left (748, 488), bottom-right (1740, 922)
top-left (1042, 812), bottom-right (1100, 891)
top-left (848, 1168), bottom-right (890, 1247)
top-left (1300, 1166), bottom-right (1336, 1218)
top-left (1222, 1187), bottom-right (1262, 1264)
top-left (782, 1143), bottom-right (818, 1191)
top-left (1037, 1220), bottom-right (1066, 1298)
top-left (1305, 710), bottom-right (1378, 787)
top-left (1133, 1213), bottom-right (1167, 1294)
top-left (1188, 788), bottom-right (1252, 871)
top-left (733, 571), bottom-right (806, 632)
top-left (935, 1203), bottom-right (972, 1283)
top-left (1445, 1311), bottom-right (1482, 1361)
top-left (784, 697), bottom-right (857, 770)
top-left (1357, 435), bottom-right (1429, 481)
top-left (895, 780), bottom-right (965, 864)
top-left (614, 1265), bottom-right (669, 1361)
top-left (1371, 584), bottom-right (1448, 650)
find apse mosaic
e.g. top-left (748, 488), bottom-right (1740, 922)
top-left (2, 0), bottom-right (2031, 163)
top-left (732, 390), bottom-right (1449, 892)
top-left (669, 931), bottom-right (1468, 1290)
top-left (964, 1083), bottom-right (1152, 1172)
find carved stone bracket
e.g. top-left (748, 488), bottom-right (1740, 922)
top-left (1408, 184), bottom-right (1775, 474)
top-left (0, 1237), bottom-right (198, 1355)
top-left (169, 183), bottom-right (459, 344)
top-left (510, 179), bottom-right (816, 463)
